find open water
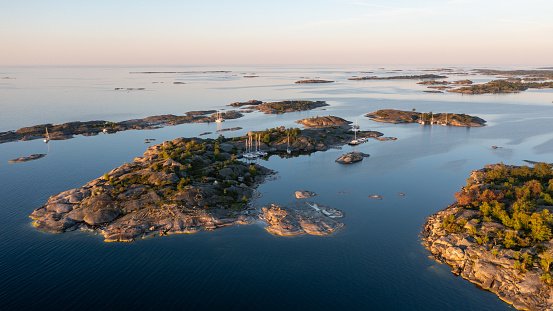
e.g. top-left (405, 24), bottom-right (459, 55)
top-left (1, 65), bottom-right (553, 310)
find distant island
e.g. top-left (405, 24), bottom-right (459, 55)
top-left (423, 162), bottom-right (553, 311)
top-left (130, 71), bottom-right (232, 74)
top-left (417, 79), bottom-right (473, 85)
top-left (253, 100), bottom-right (328, 114)
top-left (448, 79), bottom-right (553, 95)
top-left (295, 79), bottom-right (334, 84)
top-left (365, 109), bottom-right (486, 127)
top-left (474, 69), bottom-right (553, 80)
top-left (348, 74), bottom-right (447, 81)
top-left (229, 100), bottom-right (263, 107)
top-left (0, 100), bottom-right (328, 144)
top-left (30, 120), bottom-right (382, 241)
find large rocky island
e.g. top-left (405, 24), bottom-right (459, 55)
top-left (30, 121), bottom-right (382, 242)
top-left (423, 163), bottom-right (553, 310)
top-left (366, 109), bottom-right (486, 127)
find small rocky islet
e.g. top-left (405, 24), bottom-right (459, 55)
top-left (30, 120), bottom-right (382, 242)
top-left (294, 79), bottom-right (334, 84)
top-left (9, 154), bottom-right (47, 163)
top-left (423, 163), bottom-right (553, 310)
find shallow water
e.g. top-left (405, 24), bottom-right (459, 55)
top-left (1, 65), bottom-right (553, 310)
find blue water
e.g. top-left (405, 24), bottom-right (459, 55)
top-left (1, 65), bottom-right (553, 310)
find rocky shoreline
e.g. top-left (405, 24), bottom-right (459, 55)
top-left (422, 163), bottom-right (553, 310)
top-left (30, 121), bottom-right (380, 242)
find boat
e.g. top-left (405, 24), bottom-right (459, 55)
top-left (215, 110), bottom-right (224, 123)
top-left (43, 127), bottom-right (50, 143)
top-left (348, 121), bottom-right (360, 146)
top-left (442, 113), bottom-right (448, 126)
top-left (286, 134), bottom-right (291, 154)
top-left (255, 134), bottom-right (267, 157)
top-left (353, 119), bottom-right (360, 130)
top-left (243, 134), bottom-right (259, 159)
top-left (418, 114), bottom-right (425, 125)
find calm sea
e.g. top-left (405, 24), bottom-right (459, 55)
top-left (2, 65), bottom-right (553, 310)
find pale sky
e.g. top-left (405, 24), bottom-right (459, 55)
top-left (1, 0), bottom-right (552, 66)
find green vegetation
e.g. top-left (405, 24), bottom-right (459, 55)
top-left (101, 137), bottom-right (270, 211)
top-left (450, 163), bottom-right (553, 250)
top-left (253, 126), bottom-right (300, 144)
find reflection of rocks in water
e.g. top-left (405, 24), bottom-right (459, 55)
top-left (259, 202), bottom-right (344, 236)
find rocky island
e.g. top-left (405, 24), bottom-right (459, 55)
top-left (348, 74), bottom-right (447, 81)
top-left (365, 109), bottom-right (486, 127)
top-left (295, 115), bottom-right (350, 129)
top-left (229, 100), bottom-right (263, 107)
top-left (417, 79), bottom-right (473, 85)
top-left (295, 79), bottom-right (334, 83)
top-left (335, 151), bottom-right (370, 164)
top-left (30, 122), bottom-right (381, 242)
top-left (253, 100), bottom-right (328, 114)
top-left (448, 79), bottom-right (553, 95)
top-left (0, 110), bottom-right (241, 144)
top-left (9, 154), bottom-right (47, 163)
top-left (1, 100), bottom-right (328, 144)
top-left (423, 163), bottom-right (553, 310)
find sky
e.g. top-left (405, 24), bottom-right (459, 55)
top-left (1, 0), bottom-right (552, 66)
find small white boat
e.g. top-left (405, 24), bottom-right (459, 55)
top-left (349, 121), bottom-right (359, 145)
top-left (215, 110), bottom-right (224, 123)
top-left (286, 134), bottom-right (291, 154)
top-left (43, 127), bottom-right (50, 143)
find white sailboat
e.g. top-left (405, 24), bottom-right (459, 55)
top-left (255, 134), bottom-right (267, 157)
top-left (286, 133), bottom-right (291, 154)
top-left (349, 120), bottom-right (359, 146)
top-left (215, 110), bottom-right (224, 123)
top-left (418, 113), bottom-right (425, 125)
top-left (43, 127), bottom-right (50, 143)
